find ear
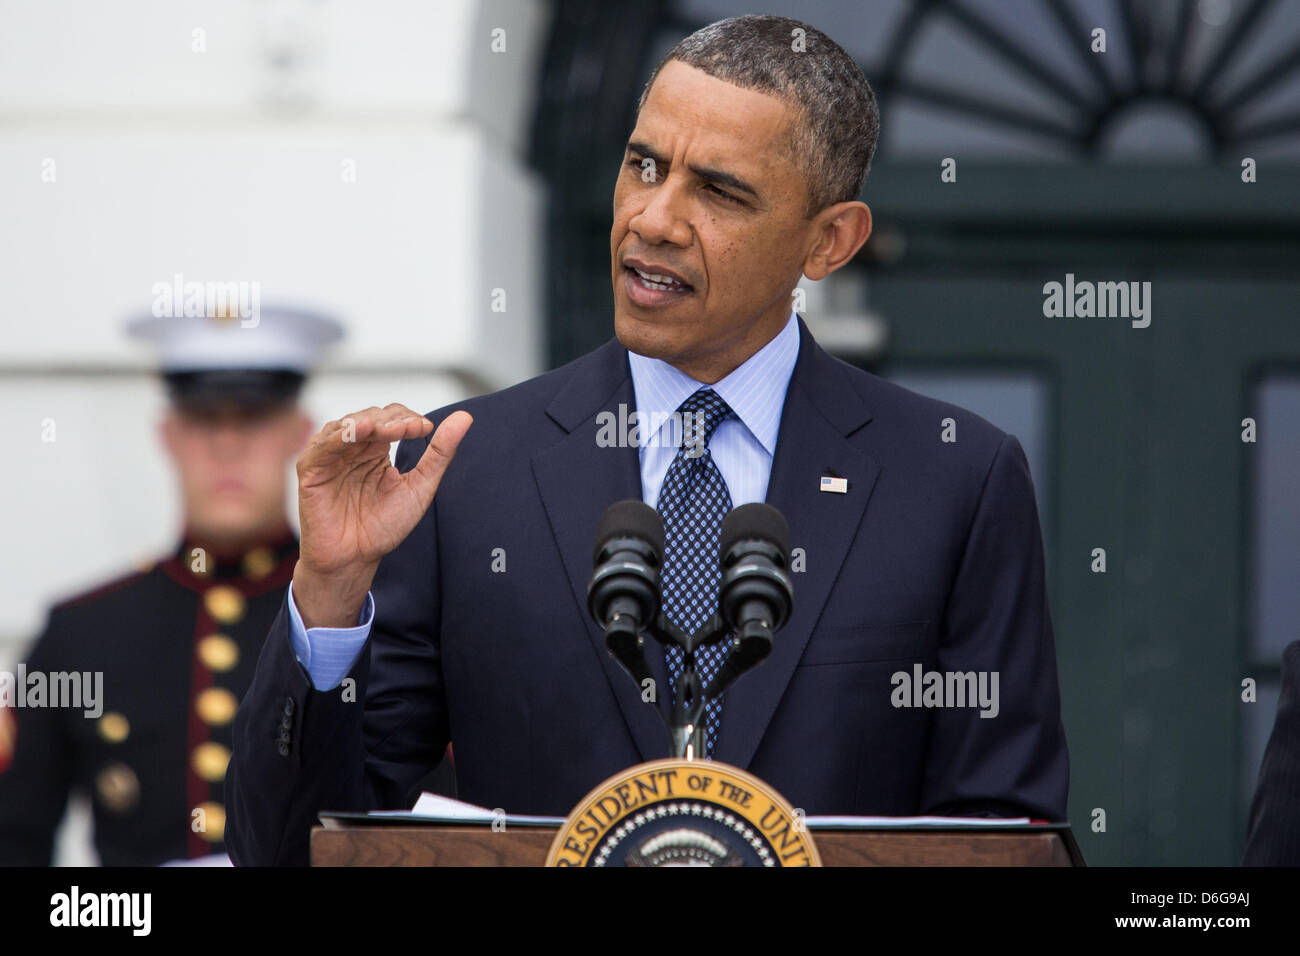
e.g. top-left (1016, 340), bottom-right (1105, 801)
top-left (158, 410), bottom-right (180, 462)
top-left (292, 408), bottom-right (314, 450)
top-left (802, 201), bottom-right (872, 282)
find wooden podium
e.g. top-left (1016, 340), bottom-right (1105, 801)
top-left (311, 821), bottom-right (1083, 866)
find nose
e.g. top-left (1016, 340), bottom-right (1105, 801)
top-left (628, 172), bottom-right (693, 248)
top-left (207, 420), bottom-right (252, 460)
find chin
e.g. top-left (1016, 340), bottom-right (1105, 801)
top-left (195, 509), bottom-right (262, 541)
top-left (614, 311), bottom-right (679, 361)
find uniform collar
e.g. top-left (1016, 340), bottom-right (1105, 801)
top-left (165, 528), bottom-right (299, 586)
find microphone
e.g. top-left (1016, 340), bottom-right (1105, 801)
top-left (705, 503), bottom-right (794, 698)
top-left (587, 500), bottom-right (664, 688)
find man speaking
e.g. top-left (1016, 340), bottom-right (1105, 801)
top-left (227, 14), bottom-right (1068, 865)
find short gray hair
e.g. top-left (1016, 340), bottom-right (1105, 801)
top-left (636, 15), bottom-right (879, 220)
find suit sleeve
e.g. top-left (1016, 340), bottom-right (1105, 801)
top-left (226, 432), bottom-right (451, 866)
top-left (920, 433), bottom-right (1070, 821)
top-left (0, 623), bottom-right (75, 865)
top-left (1243, 640), bottom-right (1300, 865)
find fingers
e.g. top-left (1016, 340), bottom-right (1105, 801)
top-left (411, 410), bottom-right (474, 498)
top-left (312, 404), bottom-right (433, 454)
top-left (296, 404), bottom-right (434, 482)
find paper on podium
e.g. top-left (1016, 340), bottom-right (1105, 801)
top-left (364, 793), bottom-right (1031, 830)
top-left (365, 792), bottom-right (564, 827)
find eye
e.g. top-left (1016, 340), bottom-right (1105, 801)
top-left (706, 184), bottom-right (741, 204)
top-left (624, 158), bottom-right (742, 205)
top-left (626, 157), bottom-right (657, 181)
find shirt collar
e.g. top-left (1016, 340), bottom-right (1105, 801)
top-left (627, 310), bottom-right (800, 455)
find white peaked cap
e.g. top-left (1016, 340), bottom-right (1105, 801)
top-left (126, 306), bottom-right (345, 373)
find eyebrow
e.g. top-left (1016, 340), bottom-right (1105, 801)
top-left (625, 140), bottom-right (762, 203)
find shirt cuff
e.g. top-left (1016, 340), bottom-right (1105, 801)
top-left (286, 579), bottom-right (374, 691)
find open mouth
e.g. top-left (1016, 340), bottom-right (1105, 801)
top-left (624, 265), bottom-right (694, 306)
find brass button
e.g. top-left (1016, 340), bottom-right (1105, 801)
top-left (242, 547), bottom-right (275, 580)
top-left (197, 634), bottom-right (239, 672)
top-left (96, 763), bottom-right (140, 813)
top-left (204, 586), bottom-right (245, 624)
top-left (194, 801), bottom-right (226, 843)
top-left (191, 742), bottom-right (231, 782)
top-left (195, 688), bottom-right (238, 726)
top-left (97, 712), bottom-right (130, 743)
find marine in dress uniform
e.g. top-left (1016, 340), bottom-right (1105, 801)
top-left (0, 307), bottom-right (343, 865)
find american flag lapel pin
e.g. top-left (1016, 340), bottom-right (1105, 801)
top-left (819, 475), bottom-right (848, 494)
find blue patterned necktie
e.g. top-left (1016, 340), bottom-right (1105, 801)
top-left (657, 387), bottom-right (734, 758)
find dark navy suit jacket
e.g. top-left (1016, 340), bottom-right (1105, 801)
top-left (1243, 639), bottom-right (1300, 865)
top-left (227, 319), bottom-right (1069, 865)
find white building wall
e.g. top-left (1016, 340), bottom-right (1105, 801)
top-left (0, 0), bottom-right (552, 861)
top-left (1, 0), bottom-right (549, 647)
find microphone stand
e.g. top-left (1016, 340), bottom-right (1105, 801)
top-left (644, 612), bottom-right (733, 760)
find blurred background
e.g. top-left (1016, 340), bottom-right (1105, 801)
top-left (2, 0), bottom-right (1298, 866)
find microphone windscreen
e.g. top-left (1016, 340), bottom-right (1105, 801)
top-left (593, 499), bottom-right (665, 564)
top-left (720, 503), bottom-right (790, 558)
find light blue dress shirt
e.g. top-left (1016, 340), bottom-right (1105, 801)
top-left (287, 311), bottom-right (801, 690)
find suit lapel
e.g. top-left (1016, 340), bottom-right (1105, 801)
top-left (531, 341), bottom-right (673, 762)
top-left (713, 319), bottom-right (880, 769)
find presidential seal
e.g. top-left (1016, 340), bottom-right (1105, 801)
top-left (546, 758), bottom-right (820, 867)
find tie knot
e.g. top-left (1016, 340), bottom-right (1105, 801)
top-left (677, 388), bottom-right (732, 452)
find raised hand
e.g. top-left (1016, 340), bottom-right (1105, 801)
top-left (291, 404), bottom-right (472, 628)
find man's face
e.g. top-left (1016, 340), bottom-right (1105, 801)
top-left (611, 60), bottom-right (820, 382)
top-left (160, 403), bottom-right (312, 549)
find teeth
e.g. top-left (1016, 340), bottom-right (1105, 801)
top-left (633, 266), bottom-right (686, 290)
